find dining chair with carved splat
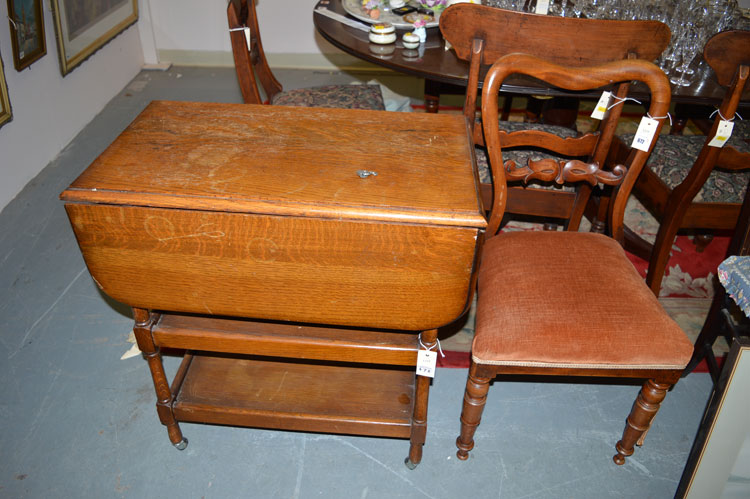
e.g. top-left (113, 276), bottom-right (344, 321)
top-left (616, 30), bottom-right (750, 296)
top-left (454, 52), bottom-right (695, 465)
top-left (439, 3), bottom-right (671, 230)
top-left (228, 0), bottom-right (384, 110)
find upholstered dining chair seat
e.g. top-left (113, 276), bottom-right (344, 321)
top-left (473, 231), bottom-right (694, 369)
top-left (623, 128), bottom-right (750, 204)
top-left (271, 84), bottom-right (385, 110)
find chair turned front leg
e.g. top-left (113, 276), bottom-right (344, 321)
top-left (456, 365), bottom-right (492, 460)
top-left (613, 379), bottom-right (670, 465)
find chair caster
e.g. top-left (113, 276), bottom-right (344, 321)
top-left (173, 438), bottom-right (188, 451)
top-left (404, 457), bottom-right (418, 470)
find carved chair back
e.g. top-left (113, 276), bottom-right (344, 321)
top-left (227, 0), bottom-right (283, 104)
top-left (481, 54), bottom-right (672, 243)
top-left (439, 5), bottom-right (671, 230)
top-left (439, 4), bottom-right (671, 140)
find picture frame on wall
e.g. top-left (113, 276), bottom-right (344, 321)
top-left (0, 50), bottom-right (12, 128)
top-left (6, 0), bottom-right (47, 70)
top-left (50, 0), bottom-right (138, 76)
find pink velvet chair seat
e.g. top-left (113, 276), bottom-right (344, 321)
top-left (473, 231), bottom-right (694, 369)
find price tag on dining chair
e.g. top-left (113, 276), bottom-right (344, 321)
top-left (416, 349), bottom-right (437, 377)
top-left (591, 91), bottom-right (612, 120)
top-left (707, 120), bottom-right (734, 148)
top-left (631, 116), bottom-right (660, 152)
top-left (535, 0), bottom-right (550, 14)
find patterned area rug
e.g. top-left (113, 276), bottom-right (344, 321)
top-left (431, 102), bottom-right (728, 369)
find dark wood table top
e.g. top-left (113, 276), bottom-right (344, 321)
top-left (313, 0), bottom-right (750, 107)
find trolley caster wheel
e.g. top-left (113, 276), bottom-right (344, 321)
top-left (173, 438), bottom-right (188, 451)
top-left (404, 457), bottom-right (418, 470)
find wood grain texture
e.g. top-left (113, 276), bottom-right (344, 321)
top-left (172, 353), bottom-right (415, 438)
top-left (61, 101), bottom-right (485, 228)
top-left (152, 313), bottom-right (419, 365)
top-left (440, 4), bottom-right (670, 67)
top-left (703, 30), bottom-right (750, 86)
top-left (66, 204), bottom-right (479, 330)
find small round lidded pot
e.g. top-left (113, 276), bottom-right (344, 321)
top-left (369, 23), bottom-right (397, 44)
top-left (402, 32), bottom-right (420, 49)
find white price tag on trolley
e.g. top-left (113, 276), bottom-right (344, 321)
top-left (707, 120), bottom-right (734, 148)
top-left (591, 91), bottom-right (612, 120)
top-left (631, 116), bottom-right (660, 152)
top-left (535, 0), bottom-right (550, 14)
top-left (416, 349), bottom-right (437, 378)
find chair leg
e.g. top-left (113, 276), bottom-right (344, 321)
top-left (683, 285), bottom-right (726, 381)
top-left (613, 379), bottom-right (670, 465)
top-left (423, 80), bottom-right (440, 114)
top-left (456, 363), bottom-right (492, 460)
top-left (693, 233), bottom-right (714, 253)
top-left (646, 216), bottom-right (681, 296)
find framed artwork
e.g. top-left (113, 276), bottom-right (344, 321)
top-left (50, 0), bottom-right (138, 76)
top-left (0, 50), bottom-right (11, 128)
top-left (676, 338), bottom-right (750, 498)
top-left (7, 0), bottom-right (47, 70)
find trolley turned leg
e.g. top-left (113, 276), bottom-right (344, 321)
top-left (406, 328), bottom-right (438, 469)
top-left (132, 307), bottom-right (187, 450)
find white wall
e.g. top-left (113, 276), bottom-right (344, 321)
top-left (146, 0), bottom-right (362, 69)
top-left (0, 2), bottom-right (144, 210)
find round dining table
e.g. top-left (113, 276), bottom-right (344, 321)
top-left (313, 0), bottom-right (749, 113)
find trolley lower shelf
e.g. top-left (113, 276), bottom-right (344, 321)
top-left (171, 351), bottom-right (415, 438)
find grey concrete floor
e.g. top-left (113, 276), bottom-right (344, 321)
top-left (0, 66), bottom-right (713, 498)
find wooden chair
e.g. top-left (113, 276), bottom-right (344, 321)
top-left (439, 4), bottom-right (670, 230)
top-left (617, 30), bottom-right (750, 296)
top-left (227, 0), bottom-right (384, 109)
top-left (454, 53), bottom-right (695, 465)
top-left (683, 176), bottom-right (750, 382)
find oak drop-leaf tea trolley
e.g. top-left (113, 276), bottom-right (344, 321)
top-left (61, 101), bottom-right (485, 468)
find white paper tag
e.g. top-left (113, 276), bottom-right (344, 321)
top-left (416, 349), bottom-right (437, 378)
top-left (707, 120), bottom-right (734, 148)
top-left (535, 0), bottom-right (550, 14)
top-left (591, 91), bottom-right (612, 120)
top-left (243, 27), bottom-right (252, 52)
top-left (631, 117), bottom-right (660, 152)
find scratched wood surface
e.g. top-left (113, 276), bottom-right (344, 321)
top-left (64, 204), bottom-right (479, 329)
top-left (62, 101), bottom-right (485, 228)
top-left (61, 102), bottom-right (485, 330)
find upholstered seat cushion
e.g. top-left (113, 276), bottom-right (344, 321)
top-left (475, 121), bottom-right (579, 189)
top-left (472, 231), bottom-right (694, 369)
top-left (271, 84), bottom-right (385, 110)
top-left (622, 127), bottom-right (750, 204)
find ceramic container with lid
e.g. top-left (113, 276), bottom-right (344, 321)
top-left (402, 32), bottom-right (420, 49)
top-left (369, 22), bottom-right (397, 44)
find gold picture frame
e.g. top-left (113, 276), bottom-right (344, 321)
top-left (0, 50), bottom-right (12, 129)
top-left (7, 0), bottom-right (47, 70)
top-left (51, 0), bottom-right (138, 76)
